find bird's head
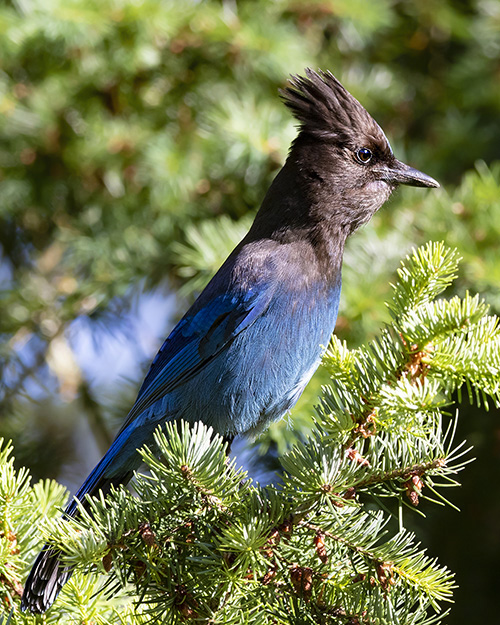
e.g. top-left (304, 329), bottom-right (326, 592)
top-left (281, 69), bottom-right (439, 233)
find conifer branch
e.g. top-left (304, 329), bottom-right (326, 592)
top-left (3, 243), bottom-right (500, 623)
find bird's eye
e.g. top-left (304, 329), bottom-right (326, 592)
top-left (356, 147), bottom-right (372, 164)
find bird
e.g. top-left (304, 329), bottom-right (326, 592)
top-left (21, 69), bottom-right (439, 613)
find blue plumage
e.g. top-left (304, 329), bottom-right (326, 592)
top-left (22, 69), bottom-right (439, 613)
top-left (99, 239), bottom-right (342, 480)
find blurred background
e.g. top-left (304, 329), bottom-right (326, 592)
top-left (1, 0), bottom-right (499, 622)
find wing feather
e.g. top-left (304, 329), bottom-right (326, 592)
top-left (115, 286), bottom-right (273, 435)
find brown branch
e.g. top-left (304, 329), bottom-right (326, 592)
top-left (353, 457), bottom-right (446, 491)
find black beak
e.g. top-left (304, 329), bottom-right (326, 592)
top-left (383, 159), bottom-right (440, 188)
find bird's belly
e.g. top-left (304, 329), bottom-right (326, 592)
top-left (169, 309), bottom-right (335, 436)
top-left (136, 282), bottom-right (340, 439)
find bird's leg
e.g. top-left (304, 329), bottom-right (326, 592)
top-left (221, 434), bottom-right (235, 453)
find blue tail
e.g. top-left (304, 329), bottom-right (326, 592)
top-left (21, 439), bottom-right (135, 613)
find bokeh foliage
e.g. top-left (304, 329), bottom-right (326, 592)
top-left (0, 0), bottom-right (499, 623)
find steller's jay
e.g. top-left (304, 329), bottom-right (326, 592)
top-left (21, 69), bottom-right (439, 613)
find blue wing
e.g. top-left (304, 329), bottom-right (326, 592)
top-left (58, 285), bottom-right (275, 517)
top-left (115, 284), bottom-right (274, 435)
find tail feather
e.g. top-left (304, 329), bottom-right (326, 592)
top-left (22, 422), bottom-right (145, 612)
top-left (21, 546), bottom-right (72, 613)
top-left (22, 469), bottom-right (132, 613)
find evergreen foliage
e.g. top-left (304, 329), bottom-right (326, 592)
top-left (1, 1), bottom-right (499, 621)
top-left (2, 243), bottom-right (498, 623)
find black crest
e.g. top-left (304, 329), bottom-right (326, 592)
top-left (280, 69), bottom-right (382, 144)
